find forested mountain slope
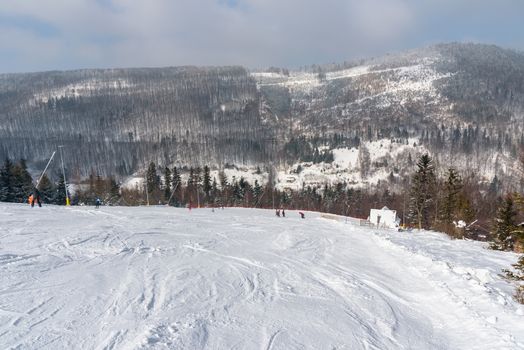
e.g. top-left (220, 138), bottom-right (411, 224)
top-left (0, 67), bottom-right (272, 176)
top-left (1, 43), bottom-right (523, 188)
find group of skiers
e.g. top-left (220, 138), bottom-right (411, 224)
top-left (27, 188), bottom-right (102, 208)
top-left (276, 209), bottom-right (285, 217)
top-left (276, 209), bottom-right (305, 219)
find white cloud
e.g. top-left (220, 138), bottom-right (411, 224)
top-left (0, 0), bottom-right (522, 72)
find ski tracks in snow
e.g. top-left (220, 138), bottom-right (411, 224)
top-left (1, 204), bottom-right (523, 349)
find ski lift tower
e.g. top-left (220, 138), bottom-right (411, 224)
top-left (36, 151), bottom-right (56, 189)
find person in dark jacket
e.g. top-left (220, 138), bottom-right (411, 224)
top-left (32, 188), bottom-right (42, 207)
top-left (95, 198), bottom-right (101, 209)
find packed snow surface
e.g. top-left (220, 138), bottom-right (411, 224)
top-left (1, 204), bottom-right (523, 349)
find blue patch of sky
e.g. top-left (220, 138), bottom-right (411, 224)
top-left (0, 14), bottom-right (59, 37)
top-left (94, 0), bottom-right (123, 13)
top-left (219, 0), bottom-right (239, 8)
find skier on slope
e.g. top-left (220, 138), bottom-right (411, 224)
top-left (95, 198), bottom-right (101, 209)
top-left (31, 188), bottom-right (42, 207)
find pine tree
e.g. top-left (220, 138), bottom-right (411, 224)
top-left (441, 168), bottom-right (462, 224)
top-left (0, 158), bottom-right (14, 202)
top-left (146, 162), bottom-right (161, 203)
top-left (238, 177), bottom-right (251, 206)
top-left (218, 170), bottom-right (229, 206)
top-left (232, 178), bottom-right (243, 205)
top-left (253, 179), bottom-right (263, 206)
top-left (108, 177), bottom-right (121, 205)
top-left (409, 154), bottom-right (436, 229)
top-left (194, 167), bottom-right (202, 187)
top-left (146, 162), bottom-right (160, 193)
top-left (54, 173), bottom-right (67, 205)
top-left (187, 167), bottom-right (194, 188)
top-left (194, 167), bottom-right (202, 206)
top-left (211, 177), bottom-right (219, 206)
top-left (11, 160), bottom-right (33, 202)
top-left (171, 166), bottom-right (181, 206)
top-left (38, 174), bottom-right (55, 204)
top-left (163, 167), bottom-right (172, 201)
top-left (171, 167), bottom-right (181, 189)
top-left (186, 167), bottom-right (195, 204)
top-left (439, 167), bottom-right (464, 236)
top-left (491, 195), bottom-right (518, 251)
top-left (202, 165), bottom-right (212, 200)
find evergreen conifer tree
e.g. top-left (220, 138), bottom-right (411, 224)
top-left (211, 177), bottom-right (219, 206)
top-left (409, 154), bottom-right (436, 229)
top-left (54, 173), bottom-right (67, 205)
top-left (218, 171), bottom-right (229, 206)
top-left (186, 167), bottom-right (195, 204)
top-left (439, 168), bottom-right (463, 235)
top-left (491, 195), bottom-right (518, 251)
top-left (163, 167), bottom-right (172, 201)
top-left (253, 180), bottom-right (262, 206)
top-left (146, 162), bottom-right (161, 203)
top-left (441, 168), bottom-right (462, 224)
top-left (146, 162), bottom-right (160, 193)
top-left (203, 166), bottom-right (212, 200)
top-left (232, 178), bottom-right (243, 205)
top-left (0, 158), bottom-right (14, 202)
top-left (194, 167), bottom-right (202, 206)
top-left (171, 167), bottom-right (181, 189)
top-left (171, 166), bottom-right (181, 206)
top-left (11, 160), bottom-right (33, 202)
top-left (38, 174), bottom-right (55, 204)
top-left (108, 177), bottom-right (121, 204)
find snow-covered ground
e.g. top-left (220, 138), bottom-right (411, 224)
top-left (274, 138), bottom-right (427, 191)
top-left (1, 203), bottom-right (523, 349)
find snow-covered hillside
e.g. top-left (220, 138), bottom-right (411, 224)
top-left (1, 204), bottom-right (523, 349)
top-left (274, 138), bottom-right (428, 191)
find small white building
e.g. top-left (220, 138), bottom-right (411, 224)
top-left (369, 206), bottom-right (401, 229)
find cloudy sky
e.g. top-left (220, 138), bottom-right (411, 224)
top-left (0, 0), bottom-right (523, 73)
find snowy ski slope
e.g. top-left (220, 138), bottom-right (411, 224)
top-left (0, 204), bottom-right (523, 349)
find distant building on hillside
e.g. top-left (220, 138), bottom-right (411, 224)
top-left (369, 206), bottom-right (401, 229)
